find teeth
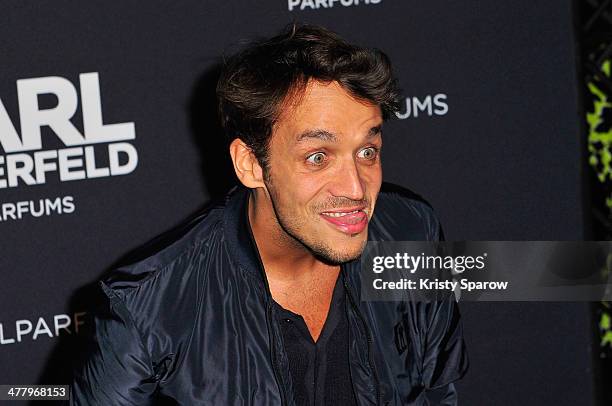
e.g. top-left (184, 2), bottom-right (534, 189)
top-left (322, 210), bottom-right (360, 217)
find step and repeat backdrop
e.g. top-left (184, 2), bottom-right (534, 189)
top-left (0, 1), bottom-right (597, 405)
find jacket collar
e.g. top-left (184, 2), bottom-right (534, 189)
top-left (223, 185), bottom-right (273, 287)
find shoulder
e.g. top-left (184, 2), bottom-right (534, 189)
top-left (101, 196), bottom-right (227, 304)
top-left (369, 182), bottom-right (443, 241)
top-left (94, 196), bottom-right (229, 354)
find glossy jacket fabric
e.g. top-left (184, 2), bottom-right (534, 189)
top-left (71, 183), bottom-right (468, 405)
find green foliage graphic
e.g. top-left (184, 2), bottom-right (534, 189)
top-left (602, 305), bottom-right (612, 348)
top-left (587, 60), bottom-right (612, 206)
top-left (587, 59), bottom-right (612, 352)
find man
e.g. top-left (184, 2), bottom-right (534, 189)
top-left (71, 24), bottom-right (468, 405)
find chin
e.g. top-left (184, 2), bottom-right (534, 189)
top-left (309, 238), bottom-right (368, 265)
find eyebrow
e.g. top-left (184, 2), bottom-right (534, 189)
top-left (295, 124), bottom-right (383, 143)
top-left (368, 124), bottom-right (383, 138)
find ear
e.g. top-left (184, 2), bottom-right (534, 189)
top-left (229, 138), bottom-right (266, 188)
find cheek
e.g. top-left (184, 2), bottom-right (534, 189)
top-left (372, 165), bottom-right (383, 181)
top-left (362, 163), bottom-right (383, 186)
top-left (270, 174), bottom-right (318, 215)
top-left (296, 179), bottom-right (326, 215)
top-left (364, 166), bottom-right (382, 208)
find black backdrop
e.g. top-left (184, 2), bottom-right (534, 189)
top-left (0, 1), bottom-right (597, 405)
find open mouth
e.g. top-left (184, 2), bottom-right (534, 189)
top-left (320, 208), bottom-right (368, 235)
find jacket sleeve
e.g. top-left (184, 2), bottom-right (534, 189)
top-left (421, 383), bottom-right (459, 405)
top-left (70, 282), bottom-right (157, 405)
top-left (422, 208), bottom-right (468, 404)
top-left (420, 293), bottom-right (469, 405)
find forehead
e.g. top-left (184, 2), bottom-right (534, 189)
top-left (273, 80), bottom-right (382, 142)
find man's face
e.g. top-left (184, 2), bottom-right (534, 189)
top-left (262, 80), bottom-right (383, 264)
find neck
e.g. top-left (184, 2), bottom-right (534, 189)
top-left (247, 188), bottom-right (338, 284)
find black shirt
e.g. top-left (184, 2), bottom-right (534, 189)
top-left (273, 274), bottom-right (358, 406)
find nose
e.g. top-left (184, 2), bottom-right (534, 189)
top-left (330, 157), bottom-right (366, 201)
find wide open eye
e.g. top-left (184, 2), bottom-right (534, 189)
top-left (357, 147), bottom-right (378, 160)
top-left (306, 152), bottom-right (327, 165)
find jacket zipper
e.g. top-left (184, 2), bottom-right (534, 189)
top-left (343, 272), bottom-right (382, 406)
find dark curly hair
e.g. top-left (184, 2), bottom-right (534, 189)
top-left (216, 23), bottom-right (401, 170)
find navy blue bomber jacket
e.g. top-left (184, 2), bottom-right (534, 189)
top-left (71, 183), bottom-right (468, 405)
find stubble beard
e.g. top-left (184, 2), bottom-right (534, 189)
top-left (263, 175), bottom-right (368, 265)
